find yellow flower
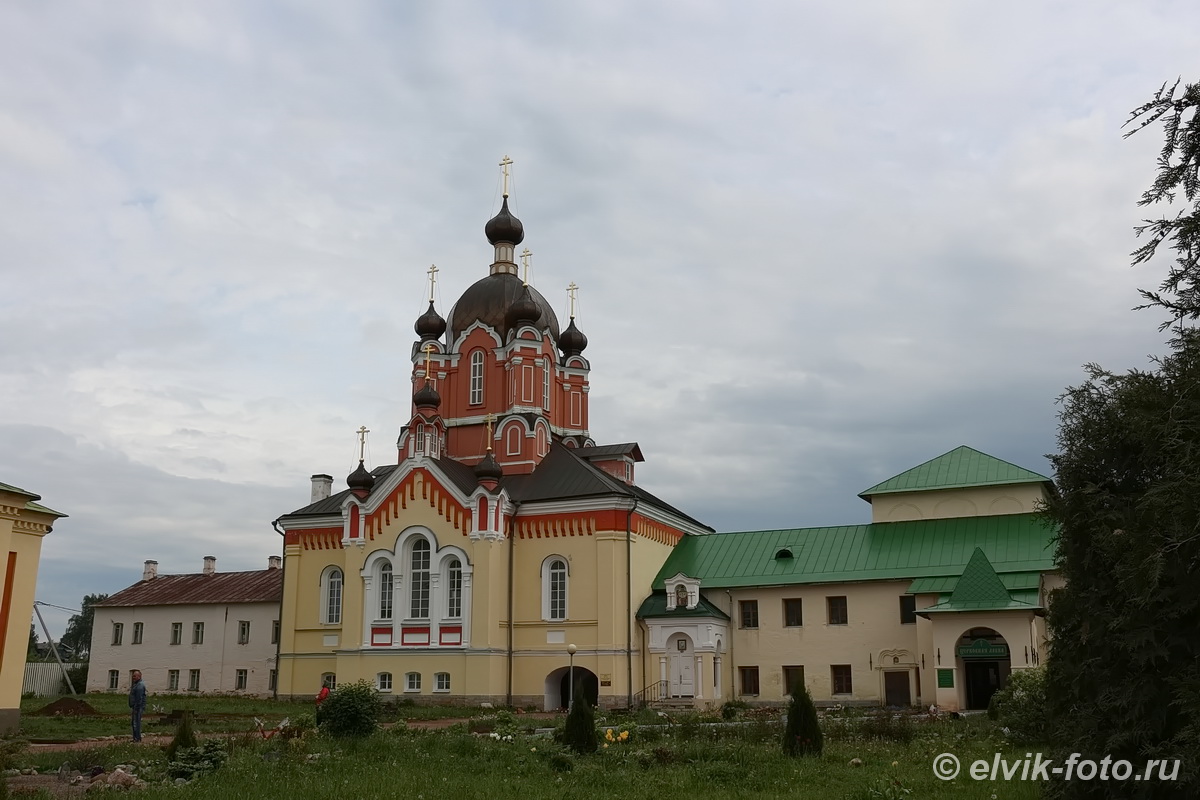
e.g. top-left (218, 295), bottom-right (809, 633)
top-left (602, 742), bottom-right (609, 748)
top-left (619, 730), bottom-right (629, 741)
top-left (605, 729), bottom-right (614, 741)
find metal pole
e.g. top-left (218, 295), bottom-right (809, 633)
top-left (33, 602), bottom-right (77, 695)
top-left (569, 652), bottom-right (575, 709)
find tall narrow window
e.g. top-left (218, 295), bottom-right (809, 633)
top-left (192, 622), bottom-right (204, 645)
top-left (188, 669), bottom-right (201, 691)
top-left (549, 559), bottom-right (567, 621)
top-left (379, 562), bottom-right (394, 620)
top-left (469, 350), bottom-right (485, 405)
top-left (108, 670), bottom-right (119, 690)
top-left (168, 670), bottom-right (180, 691)
top-left (112, 623), bottom-right (123, 646)
top-left (827, 596), bottom-right (848, 625)
top-left (446, 558), bottom-right (462, 618)
top-left (410, 540), bottom-right (431, 619)
top-left (235, 669), bottom-right (248, 690)
top-left (325, 568), bottom-right (343, 624)
top-left (543, 362), bottom-right (551, 411)
top-left (272, 620), bottom-right (280, 644)
top-left (414, 423), bottom-right (425, 454)
top-left (132, 622), bottom-right (143, 644)
top-left (170, 622), bottom-right (182, 645)
top-left (268, 670), bottom-right (277, 692)
top-left (238, 620), bottom-right (250, 644)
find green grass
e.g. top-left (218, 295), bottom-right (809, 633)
top-left (8, 713), bottom-right (1044, 799)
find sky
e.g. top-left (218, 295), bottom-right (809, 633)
top-left (2, 1), bottom-right (1195, 639)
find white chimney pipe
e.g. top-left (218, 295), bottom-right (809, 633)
top-left (268, 555), bottom-right (282, 570)
top-left (202, 556), bottom-right (216, 576)
top-left (143, 560), bottom-right (158, 581)
top-left (311, 474), bottom-right (333, 503)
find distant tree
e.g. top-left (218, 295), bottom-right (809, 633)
top-left (1044, 79), bottom-right (1200, 800)
top-left (59, 593), bottom-right (109, 660)
top-left (27, 623), bottom-right (38, 659)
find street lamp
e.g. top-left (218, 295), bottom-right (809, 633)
top-left (567, 643), bottom-right (577, 710)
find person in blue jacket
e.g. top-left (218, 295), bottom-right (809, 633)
top-left (128, 669), bottom-right (146, 742)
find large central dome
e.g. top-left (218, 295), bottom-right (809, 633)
top-left (446, 272), bottom-right (561, 345)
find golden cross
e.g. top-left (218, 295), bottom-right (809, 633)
top-left (423, 343), bottom-right (435, 381)
top-left (520, 249), bottom-right (532, 286)
top-left (426, 264), bottom-right (439, 303)
top-left (356, 426), bottom-right (370, 461)
top-left (567, 282), bottom-right (579, 319)
top-left (499, 155), bottom-right (513, 197)
top-left (484, 413), bottom-right (495, 450)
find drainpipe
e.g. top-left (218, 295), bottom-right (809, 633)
top-left (725, 589), bottom-right (735, 699)
top-left (506, 500), bottom-right (520, 707)
top-left (271, 518), bottom-right (285, 701)
top-left (626, 499), bottom-right (637, 709)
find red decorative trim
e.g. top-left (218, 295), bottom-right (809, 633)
top-left (439, 626), bottom-right (463, 646)
top-left (371, 626), bottom-right (393, 646)
top-left (401, 626), bottom-right (430, 646)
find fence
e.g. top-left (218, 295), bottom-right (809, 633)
top-left (22, 661), bottom-right (84, 696)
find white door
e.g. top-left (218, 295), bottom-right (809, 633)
top-left (669, 634), bottom-right (694, 697)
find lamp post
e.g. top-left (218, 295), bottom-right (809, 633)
top-left (567, 643), bottom-right (577, 710)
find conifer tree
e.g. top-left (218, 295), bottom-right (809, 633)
top-left (782, 679), bottom-right (823, 757)
top-left (562, 682), bottom-right (598, 754)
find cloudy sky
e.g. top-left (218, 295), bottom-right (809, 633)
top-left (3, 1), bottom-right (1195, 637)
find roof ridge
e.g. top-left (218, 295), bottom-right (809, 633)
top-left (858, 445), bottom-right (1051, 498)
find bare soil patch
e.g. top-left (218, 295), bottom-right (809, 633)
top-left (33, 699), bottom-right (99, 717)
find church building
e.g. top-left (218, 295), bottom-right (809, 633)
top-left (275, 164), bottom-right (1059, 713)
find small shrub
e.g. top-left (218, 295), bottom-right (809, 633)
top-left (164, 711), bottom-right (199, 762)
top-left (858, 712), bottom-right (915, 744)
top-left (315, 679), bottom-right (381, 738)
top-left (167, 739), bottom-right (227, 781)
top-left (562, 686), bottom-right (598, 755)
top-left (65, 663), bottom-right (90, 694)
top-left (988, 666), bottom-right (1047, 744)
top-left (782, 682), bottom-right (823, 757)
top-left (720, 699), bottom-right (749, 720)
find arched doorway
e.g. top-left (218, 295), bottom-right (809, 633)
top-left (667, 632), bottom-right (694, 698)
top-left (544, 666), bottom-right (599, 710)
top-left (956, 627), bottom-right (1011, 710)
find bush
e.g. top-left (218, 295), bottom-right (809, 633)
top-left (315, 679), bottom-right (381, 738)
top-left (65, 663), bottom-right (89, 694)
top-left (562, 686), bottom-right (598, 755)
top-left (782, 681), bottom-right (823, 757)
top-left (720, 699), bottom-right (749, 720)
top-left (988, 667), bottom-right (1047, 744)
top-left (167, 739), bottom-right (227, 781)
top-left (857, 712), bottom-right (915, 744)
top-left (165, 711), bottom-right (199, 762)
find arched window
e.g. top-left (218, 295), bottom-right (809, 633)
top-left (378, 562), bottom-right (393, 620)
top-left (506, 424), bottom-right (522, 455)
top-left (446, 558), bottom-right (462, 618)
top-left (469, 350), bottom-right (485, 405)
top-left (415, 423), bottom-right (425, 454)
top-left (410, 539), bottom-right (431, 619)
top-left (323, 567), bottom-right (343, 624)
top-left (543, 361), bottom-right (551, 411)
top-left (542, 557), bottom-right (568, 621)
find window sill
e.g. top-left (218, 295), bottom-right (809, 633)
top-left (404, 689), bottom-right (421, 694)
top-left (433, 688), bottom-right (450, 694)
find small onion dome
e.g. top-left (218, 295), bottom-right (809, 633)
top-left (474, 450), bottom-right (504, 482)
top-left (347, 460), bottom-right (375, 492)
top-left (484, 196), bottom-right (525, 245)
top-left (558, 318), bottom-right (588, 356)
top-left (414, 301), bottom-right (446, 340)
top-left (505, 284), bottom-right (541, 329)
top-left (413, 379), bottom-right (441, 410)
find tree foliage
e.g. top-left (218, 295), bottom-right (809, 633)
top-left (1126, 79), bottom-right (1200, 325)
top-left (314, 679), bottom-right (381, 738)
top-left (27, 623), bottom-right (38, 659)
top-left (58, 593), bottom-right (108, 660)
top-left (561, 683), bottom-right (598, 755)
top-left (782, 680), bottom-right (823, 757)
top-left (1043, 78), bottom-right (1200, 799)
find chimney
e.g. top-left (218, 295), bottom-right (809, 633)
top-left (268, 555), bottom-right (282, 570)
top-left (202, 556), bottom-right (216, 576)
top-left (142, 560), bottom-right (158, 581)
top-left (311, 474), bottom-right (333, 503)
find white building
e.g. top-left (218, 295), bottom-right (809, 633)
top-left (88, 557), bottom-right (283, 697)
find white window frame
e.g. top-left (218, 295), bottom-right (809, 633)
top-left (446, 558), bottom-right (462, 618)
top-left (235, 669), bottom-right (248, 690)
top-left (377, 672), bottom-right (393, 692)
top-left (469, 350), bottom-right (485, 405)
top-left (322, 567), bottom-right (344, 624)
top-left (542, 360), bottom-right (551, 411)
top-left (238, 620), bottom-right (250, 644)
top-left (434, 672), bottom-right (450, 693)
top-left (132, 622), bottom-right (143, 645)
top-left (111, 622), bottom-right (123, 646)
top-left (268, 669), bottom-right (277, 692)
top-left (168, 669), bottom-right (180, 691)
top-left (188, 669), bottom-right (201, 691)
top-left (405, 672), bottom-right (421, 692)
top-left (409, 539), bottom-right (431, 619)
top-left (192, 622), bottom-right (204, 645)
top-left (107, 670), bottom-right (119, 690)
top-left (170, 622), bottom-right (182, 645)
top-left (321, 672), bottom-right (337, 690)
top-left (379, 562), bottom-right (394, 620)
top-left (541, 556), bottom-right (569, 621)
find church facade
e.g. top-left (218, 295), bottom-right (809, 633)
top-left (274, 171), bottom-right (1059, 712)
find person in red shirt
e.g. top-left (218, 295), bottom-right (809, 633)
top-left (316, 677), bottom-right (331, 706)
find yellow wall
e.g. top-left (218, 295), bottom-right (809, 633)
top-left (0, 486), bottom-right (61, 733)
top-left (869, 483), bottom-right (1047, 523)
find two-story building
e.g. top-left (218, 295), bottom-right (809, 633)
top-left (88, 556), bottom-right (283, 697)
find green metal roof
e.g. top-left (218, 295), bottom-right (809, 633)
top-left (652, 513), bottom-right (1055, 590)
top-left (908, 570), bottom-right (1043, 595)
top-left (919, 548), bottom-right (1038, 613)
top-left (858, 446), bottom-right (1052, 498)
top-left (637, 592), bottom-right (730, 620)
top-left (0, 481), bottom-right (65, 517)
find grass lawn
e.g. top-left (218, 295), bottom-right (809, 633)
top-left (10, 710), bottom-right (1044, 799)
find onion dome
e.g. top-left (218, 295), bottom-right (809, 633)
top-left (414, 301), bottom-right (446, 340)
top-left (558, 318), bottom-right (588, 357)
top-left (413, 380), bottom-right (441, 411)
top-left (347, 460), bottom-right (375, 492)
top-left (474, 450), bottom-right (504, 482)
top-left (484, 196), bottom-right (524, 245)
top-left (505, 284), bottom-right (541, 329)
top-left (446, 272), bottom-right (561, 342)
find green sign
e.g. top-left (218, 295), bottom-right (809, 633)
top-left (937, 669), bottom-right (954, 688)
top-left (956, 639), bottom-right (1009, 659)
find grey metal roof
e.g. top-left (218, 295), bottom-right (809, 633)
top-left (574, 443), bottom-right (645, 462)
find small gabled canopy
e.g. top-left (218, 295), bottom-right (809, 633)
top-left (637, 592), bottom-right (730, 620)
top-left (918, 547), bottom-right (1038, 614)
top-left (859, 445), bottom-right (1052, 500)
top-left (574, 443), bottom-right (645, 463)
